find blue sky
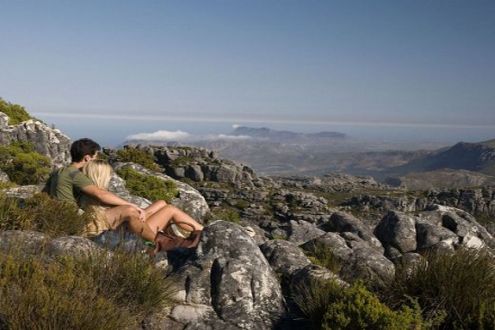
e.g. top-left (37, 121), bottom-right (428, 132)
top-left (1, 0), bottom-right (494, 135)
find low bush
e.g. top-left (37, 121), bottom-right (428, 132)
top-left (116, 166), bottom-right (178, 203)
top-left (116, 147), bottom-right (160, 172)
top-left (304, 241), bottom-right (341, 274)
top-left (385, 248), bottom-right (495, 329)
top-left (0, 98), bottom-right (31, 125)
top-left (206, 207), bottom-right (241, 224)
top-left (0, 141), bottom-right (51, 185)
top-left (0, 193), bottom-right (91, 236)
top-left (0, 247), bottom-right (176, 329)
top-left (293, 279), bottom-right (424, 330)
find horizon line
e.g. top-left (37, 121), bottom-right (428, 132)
top-left (33, 111), bottom-right (495, 129)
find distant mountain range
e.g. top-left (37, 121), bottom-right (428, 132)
top-left (125, 126), bottom-right (495, 188)
top-left (230, 126), bottom-right (346, 143)
top-left (386, 139), bottom-right (495, 177)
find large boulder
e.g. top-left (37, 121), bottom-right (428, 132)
top-left (0, 230), bottom-right (49, 255)
top-left (419, 204), bottom-right (495, 250)
top-left (374, 211), bottom-right (417, 254)
top-left (288, 220), bottom-right (326, 245)
top-left (260, 239), bottom-right (311, 280)
top-left (320, 211), bottom-right (383, 251)
top-left (170, 221), bottom-right (286, 329)
top-left (301, 232), bottom-right (394, 285)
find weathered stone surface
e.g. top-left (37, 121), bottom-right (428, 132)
top-left (112, 162), bottom-right (209, 221)
top-left (173, 221), bottom-right (285, 329)
top-left (288, 220), bottom-right (326, 245)
top-left (0, 169), bottom-right (9, 183)
top-left (320, 211), bottom-right (383, 251)
top-left (46, 236), bottom-right (103, 258)
top-left (420, 204), bottom-right (495, 249)
top-left (0, 230), bottom-right (48, 255)
top-left (374, 211), bottom-right (417, 253)
top-left (1, 185), bottom-right (41, 199)
top-left (260, 239), bottom-right (311, 279)
top-left (301, 232), bottom-right (394, 285)
top-left (0, 114), bottom-right (71, 166)
top-left (416, 221), bottom-right (458, 251)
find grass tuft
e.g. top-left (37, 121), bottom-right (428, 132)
top-left (116, 147), bottom-right (161, 172)
top-left (0, 247), bottom-right (176, 329)
top-left (0, 193), bottom-right (92, 236)
top-left (385, 248), bottom-right (495, 329)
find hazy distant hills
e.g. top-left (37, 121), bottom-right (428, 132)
top-left (387, 139), bottom-right (495, 177)
top-left (125, 126), bottom-right (495, 188)
top-left (230, 126), bottom-right (346, 143)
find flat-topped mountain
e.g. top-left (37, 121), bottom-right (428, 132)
top-left (230, 126), bottom-right (346, 142)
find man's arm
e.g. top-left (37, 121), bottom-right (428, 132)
top-left (82, 184), bottom-right (133, 206)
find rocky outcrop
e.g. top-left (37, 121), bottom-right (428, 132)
top-left (320, 211), bottom-right (383, 251)
top-left (374, 211), bottom-right (417, 255)
top-left (112, 162), bottom-right (209, 221)
top-left (170, 221), bottom-right (286, 329)
top-left (0, 112), bottom-right (71, 166)
top-left (301, 232), bottom-right (395, 285)
top-left (122, 145), bottom-right (258, 188)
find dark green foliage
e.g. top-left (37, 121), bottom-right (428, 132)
top-left (0, 248), bottom-right (176, 329)
top-left (385, 248), bottom-right (495, 329)
top-left (0, 193), bottom-right (91, 236)
top-left (0, 98), bottom-right (31, 125)
top-left (206, 207), bottom-right (241, 224)
top-left (116, 166), bottom-right (178, 202)
top-left (0, 141), bottom-right (51, 185)
top-left (116, 147), bottom-right (160, 171)
top-left (170, 156), bottom-right (195, 167)
top-left (293, 279), bottom-right (424, 330)
top-left (304, 241), bottom-right (341, 273)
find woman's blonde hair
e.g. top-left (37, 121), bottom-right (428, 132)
top-left (82, 160), bottom-right (113, 189)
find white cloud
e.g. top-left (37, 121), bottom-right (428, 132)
top-left (126, 130), bottom-right (191, 141)
top-left (232, 124), bottom-right (241, 129)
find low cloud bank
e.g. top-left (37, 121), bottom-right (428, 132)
top-left (125, 130), bottom-right (251, 142)
top-left (126, 130), bottom-right (191, 141)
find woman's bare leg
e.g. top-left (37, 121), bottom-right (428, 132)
top-left (146, 205), bottom-right (204, 235)
top-left (104, 205), bottom-right (156, 241)
top-left (144, 200), bottom-right (167, 219)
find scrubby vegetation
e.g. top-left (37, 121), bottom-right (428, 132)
top-left (0, 98), bottom-right (31, 125)
top-left (0, 141), bottom-right (51, 185)
top-left (304, 241), bottom-right (341, 274)
top-left (206, 207), bottom-right (241, 224)
top-left (294, 279), bottom-right (424, 330)
top-left (0, 193), bottom-right (91, 236)
top-left (0, 247), bottom-right (176, 329)
top-left (385, 248), bottom-right (495, 329)
top-left (116, 147), bottom-right (161, 172)
top-left (116, 166), bottom-right (178, 202)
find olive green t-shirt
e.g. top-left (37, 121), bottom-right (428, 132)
top-left (44, 165), bottom-right (93, 206)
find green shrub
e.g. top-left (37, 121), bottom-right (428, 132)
top-left (386, 248), bottom-right (495, 329)
top-left (294, 279), bottom-right (424, 330)
top-left (0, 193), bottom-right (92, 236)
top-left (206, 207), bottom-right (241, 224)
top-left (304, 241), bottom-right (341, 274)
top-left (116, 147), bottom-right (160, 172)
top-left (116, 166), bottom-right (178, 202)
top-left (0, 248), bottom-right (176, 329)
top-left (0, 141), bottom-right (51, 185)
top-left (0, 98), bottom-right (31, 125)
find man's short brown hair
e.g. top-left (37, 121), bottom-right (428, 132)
top-left (70, 138), bottom-right (101, 162)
